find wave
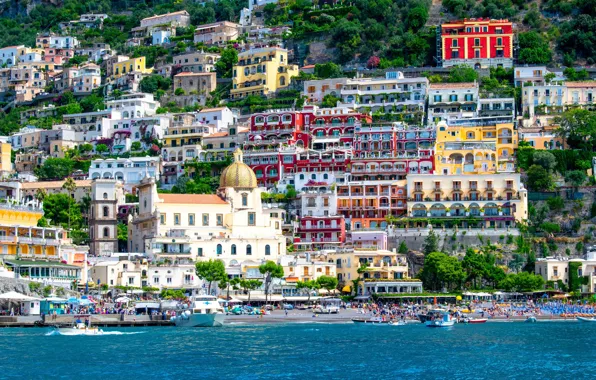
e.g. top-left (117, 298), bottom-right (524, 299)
top-left (45, 330), bottom-right (146, 336)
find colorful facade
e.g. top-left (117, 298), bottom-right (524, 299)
top-left (441, 18), bottom-right (513, 68)
top-left (434, 121), bottom-right (517, 175)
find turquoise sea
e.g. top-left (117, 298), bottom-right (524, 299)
top-left (1, 322), bottom-right (594, 379)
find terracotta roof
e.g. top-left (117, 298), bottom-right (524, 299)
top-left (141, 11), bottom-right (189, 22)
top-left (566, 81), bottom-right (596, 88)
top-left (204, 132), bottom-right (229, 138)
top-left (174, 72), bottom-right (215, 77)
top-left (158, 194), bottom-right (227, 204)
top-left (301, 64), bottom-right (315, 69)
top-left (21, 179), bottom-right (92, 189)
top-left (430, 82), bottom-right (477, 89)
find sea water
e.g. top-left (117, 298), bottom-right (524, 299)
top-left (1, 322), bottom-right (594, 379)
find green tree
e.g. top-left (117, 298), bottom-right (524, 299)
top-left (296, 279), bottom-right (320, 302)
top-left (321, 94), bottom-right (340, 108)
top-left (35, 158), bottom-right (75, 180)
top-left (259, 260), bottom-right (284, 303)
top-left (565, 170), bottom-right (587, 191)
top-left (80, 94), bottom-right (105, 113)
top-left (398, 241), bottom-right (408, 254)
top-left (215, 47), bottom-right (238, 78)
top-left (239, 279), bottom-right (262, 304)
top-left (195, 259), bottom-right (227, 295)
top-left (314, 62), bottom-right (343, 79)
top-left (62, 177), bottom-right (77, 229)
top-left (131, 141), bottom-right (142, 151)
top-left (423, 230), bottom-right (439, 255)
top-left (532, 151), bottom-right (557, 172)
top-left (556, 109), bottom-right (596, 151)
top-left (546, 196), bottom-right (564, 211)
top-left (462, 249), bottom-right (485, 288)
top-left (174, 88), bottom-right (186, 96)
top-left (95, 144), bottom-right (109, 155)
top-left (139, 75), bottom-right (172, 94)
top-left (316, 275), bottom-right (339, 295)
top-left (117, 222), bottom-right (128, 248)
top-left (448, 65), bottom-right (478, 83)
top-left (518, 31), bottom-right (551, 64)
top-left (526, 165), bottom-right (554, 191)
top-left (419, 252), bottom-right (465, 291)
top-left (42, 194), bottom-right (82, 228)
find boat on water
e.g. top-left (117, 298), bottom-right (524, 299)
top-left (465, 318), bottom-right (488, 324)
top-left (170, 295), bottom-right (225, 327)
top-left (525, 316), bottom-right (537, 323)
top-left (425, 310), bottom-right (455, 328)
top-left (55, 322), bottom-right (104, 336)
top-left (352, 317), bottom-right (389, 324)
top-left (577, 316), bottom-right (596, 322)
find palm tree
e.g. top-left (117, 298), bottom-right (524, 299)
top-left (62, 177), bottom-right (77, 229)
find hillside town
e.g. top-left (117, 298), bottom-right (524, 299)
top-left (0, 1), bottom-right (596, 309)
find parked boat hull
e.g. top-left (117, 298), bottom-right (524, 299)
top-left (576, 316), bottom-right (596, 322)
top-left (175, 312), bottom-right (225, 327)
top-left (56, 328), bottom-right (103, 336)
top-left (425, 320), bottom-right (455, 328)
top-left (467, 318), bottom-right (488, 324)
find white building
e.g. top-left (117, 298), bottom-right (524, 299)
top-left (105, 92), bottom-right (159, 118)
top-left (89, 157), bottom-right (161, 189)
top-left (50, 36), bottom-right (79, 49)
top-left (152, 28), bottom-right (172, 46)
top-left (521, 81), bottom-right (596, 124)
top-left (0, 46), bottom-right (24, 67)
top-left (128, 149), bottom-right (286, 273)
top-left (535, 250), bottom-right (596, 293)
top-left (195, 107), bottom-right (237, 131)
top-left (140, 11), bottom-right (191, 29)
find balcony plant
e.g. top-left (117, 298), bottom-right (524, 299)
top-left (479, 207), bottom-right (485, 216)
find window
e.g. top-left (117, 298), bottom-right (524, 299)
top-left (160, 214), bottom-right (166, 224)
top-left (216, 214), bottom-right (223, 226)
top-left (188, 214), bottom-right (195, 226)
top-left (202, 213), bottom-right (209, 226)
top-left (103, 192), bottom-right (108, 200)
top-left (198, 248), bottom-right (203, 257)
top-left (452, 40), bottom-right (458, 47)
top-left (242, 194), bottom-right (248, 207)
top-left (248, 212), bottom-right (256, 226)
top-left (216, 244), bottom-right (222, 255)
top-left (103, 206), bottom-right (109, 217)
top-left (174, 213), bottom-right (180, 225)
top-left (231, 244), bottom-right (237, 255)
top-left (103, 227), bottom-right (109, 238)
top-left (265, 245), bottom-right (271, 255)
top-left (497, 37), bottom-right (502, 46)
top-left (246, 244), bottom-right (252, 255)
top-left (474, 38), bottom-right (480, 46)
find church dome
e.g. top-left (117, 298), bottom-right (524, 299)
top-left (219, 148), bottom-right (257, 189)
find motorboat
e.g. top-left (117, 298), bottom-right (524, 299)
top-left (418, 309), bottom-right (448, 323)
top-left (525, 316), bottom-right (537, 323)
top-left (55, 322), bottom-right (104, 336)
top-left (388, 320), bottom-right (406, 326)
top-left (464, 317), bottom-right (488, 324)
top-left (352, 317), bottom-right (388, 324)
top-left (576, 316), bottom-right (596, 322)
top-left (425, 310), bottom-right (455, 328)
top-left (171, 295), bottom-right (225, 327)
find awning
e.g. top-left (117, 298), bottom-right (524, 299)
top-left (342, 285), bottom-right (351, 293)
top-left (312, 138), bottom-right (340, 144)
top-left (355, 295), bottom-right (370, 300)
top-left (235, 295), bottom-right (285, 302)
top-left (0, 291), bottom-right (41, 301)
top-left (282, 296), bottom-right (321, 302)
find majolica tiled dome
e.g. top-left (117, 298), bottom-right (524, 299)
top-left (219, 148), bottom-right (257, 189)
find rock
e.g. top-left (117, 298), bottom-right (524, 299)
top-left (406, 250), bottom-right (425, 277)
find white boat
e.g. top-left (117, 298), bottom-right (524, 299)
top-left (171, 295), bottom-right (225, 327)
top-left (55, 322), bottom-right (104, 336)
top-left (577, 316), bottom-right (596, 322)
top-left (425, 310), bottom-right (455, 328)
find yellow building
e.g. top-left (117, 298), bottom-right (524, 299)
top-left (407, 173), bottom-right (528, 229)
top-left (111, 57), bottom-right (152, 79)
top-left (0, 201), bottom-right (85, 286)
top-left (434, 121), bottom-right (517, 175)
top-left (230, 47), bottom-right (298, 99)
top-left (0, 142), bottom-right (11, 175)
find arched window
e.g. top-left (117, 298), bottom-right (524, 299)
top-left (103, 192), bottom-right (108, 200)
top-left (265, 245), bottom-right (271, 255)
top-left (323, 174), bottom-right (328, 180)
top-left (311, 174), bottom-right (316, 180)
top-left (122, 111), bottom-right (129, 118)
top-left (216, 244), bottom-right (222, 255)
top-left (231, 244), bottom-right (237, 255)
top-left (246, 244), bottom-right (252, 255)
top-left (242, 194), bottom-right (248, 207)
top-left (103, 206), bottom-right (109, 217)
top-left (135, 132), bottom-right (140, 139)
top-left (103, 227), bottom-right (109, 238)
top-left (299, 174), bottom-right (305, 180)
top-left (279, 76), bottom-right (286, 86)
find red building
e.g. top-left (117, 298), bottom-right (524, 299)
top-left (441, 18), bottom-right (513, 69)
top-left (295, 216), bottom-right (346, 249)
top-left (351, 122), bottom-right (435, 181)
